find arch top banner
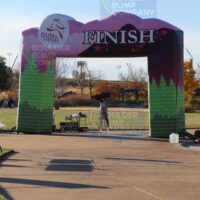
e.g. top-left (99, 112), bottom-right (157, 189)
top-left (23, 12), bottom-right (182, 56)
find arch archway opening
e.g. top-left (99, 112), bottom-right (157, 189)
top-left (54, 56), bottom-right (150, 135)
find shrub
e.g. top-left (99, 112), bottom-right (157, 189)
top-left (55, 95), bottom-right (91, 107)
top-left (185, 103), bottom-right (195, 113)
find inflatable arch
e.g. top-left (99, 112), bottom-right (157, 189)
top-left (17, 12), bottom-right (185, 138)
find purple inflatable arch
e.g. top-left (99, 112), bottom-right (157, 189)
top-left (17, 12), bottom-right (185, 138)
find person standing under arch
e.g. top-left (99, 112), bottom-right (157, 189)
top-left (99, 99), bottom-right (109, 131)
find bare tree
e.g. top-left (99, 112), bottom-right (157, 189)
top-left (72, 61), bottom-right (105, 97)
top-left (120, 63), bottom-right (148, 82)
top-left (11, 67), bottom-right (19, 90)
top-left (55, 59), bottom-right (69, 95)
top-left (7, 56), bottom-right (19, 93)
top-left (72, 61), bottom-right (88, 96)
top-left (86, 69), bottom-right (104, 96)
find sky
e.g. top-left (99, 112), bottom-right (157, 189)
top-left (0, 0), bottom-right (200, 80)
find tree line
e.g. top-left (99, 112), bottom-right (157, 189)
top-left (0, 56), bottom-right (200, 111)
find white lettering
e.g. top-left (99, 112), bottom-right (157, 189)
top-left (128, 30), bottom-right (138, 43)
top-left (83, 31), bottom-right (95, 44)
top-left (83, 30), bottom-right (155, 45)
top-left (103, 31), bottom-right (118, 44)
top-left (120, 30), bottom-right (127, 44)
top-left (96, 31), bottom-right (102, 44)
top-left (139, 30), bottom-right (155, 43)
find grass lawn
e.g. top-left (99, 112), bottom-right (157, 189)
top-left (0, 195), bottom-right (6, 200)
top-left (0, 109), bottom-right (17, 130)
top-left (0, 148), bottom-right (12, 157)
top-left (0, 108), bottom-right (200, 130)
top-left (185, 113), bottom-right (200, 129)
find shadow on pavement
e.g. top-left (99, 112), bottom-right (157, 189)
top-left (0, 151), bottom-right (18, 164)
top-left (7, 158), bottom-right (32, 162)
top-left (0, 177), bottom-right (109, 189)
top-left (0, 164), bottom-right (26, 168)
top-left (46, 159), bottom-right (94, 172)
top-left (105, 157), bottom-right (182, 164)
top-left (53, 132), bottom-right (147, 141)
top-left (180, 141), bottom-right (200, 148)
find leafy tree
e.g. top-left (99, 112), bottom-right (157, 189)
top-left (184, 60), bottom-right (199, 109)
top-left (94, 81), bottom-right (121, 99)
top-left (110, 82), bottom-right (121, 99)
top-left (94, 80), bottom-right (111, 95)
top-left (0, 56), bottom-right (12, 91)
top-left (94, 80), bottom-right (148, 102)
top-left (123, 81), bottom-right (148, 102)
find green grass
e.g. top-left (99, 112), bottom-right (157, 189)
top-left (0, 148), bottom-right (11, 157)
top-left (0, 109), bottom-right (17, 130)
top-left (185, 113), bottom-right (200, 128)
top-left (1, 108), bottom-right (200, 130)
top-left (0, 195), bottom-right (6, 200)
top-left (54, 109), bottom-right (149, 130)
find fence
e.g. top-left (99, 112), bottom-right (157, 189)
top-left (61, 110), bottom-right (149, 130)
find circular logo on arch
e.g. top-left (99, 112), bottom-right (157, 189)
top-left (39, 14), bottom-right (73, 49)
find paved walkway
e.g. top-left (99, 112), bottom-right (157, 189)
top-left (0, 133), bottom-right (200, 200)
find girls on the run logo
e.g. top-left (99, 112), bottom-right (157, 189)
top-left (38, 14), bottom-right (74, 49)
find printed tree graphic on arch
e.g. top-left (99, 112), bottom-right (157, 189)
top-left (17, 52), bottom-right (55, 133)
top-left (149, 77), bottom-right (184, 136)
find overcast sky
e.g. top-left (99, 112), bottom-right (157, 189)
top-left (0, 0), bottom-right (200, 80)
